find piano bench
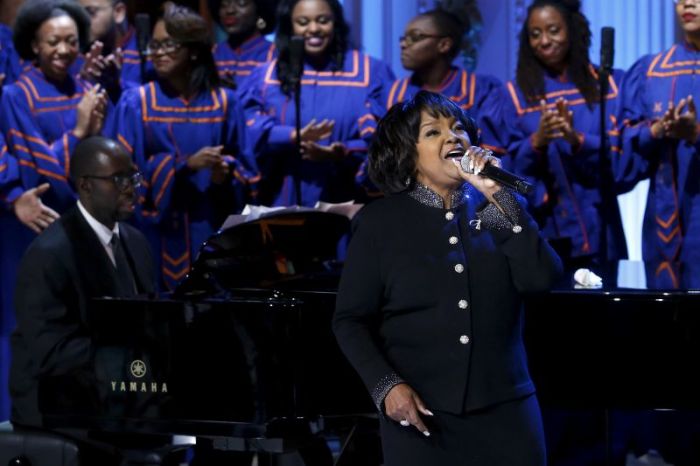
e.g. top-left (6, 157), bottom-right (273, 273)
top-left (0, 424), bottom-right (79, 466)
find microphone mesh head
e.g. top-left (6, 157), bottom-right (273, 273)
top-left (459, 153), bottom-right (473, 174)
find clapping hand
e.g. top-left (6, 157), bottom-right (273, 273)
top-left (300, 141), bottom-right (347, 162)
top-left (74, 84), bottom-right (108, 138)
top-left (531, 99), bottom-right (562, 149)
top-left (210, 156), bottom-right (230, 184)
top-left (293, 118), bottom-right (335, 143)
top-left (13, 183), bottom-right (60, 233)
top-left (662, 96), bottom-right (698, 144)
top-left (187, 146), bottom-right (224, 171)
top-left (554, 98), bottom-right (581, 146)
top-left (532, 98), bottom-right (580, 149)
top-left (80, 42), bottom-right (123, 81)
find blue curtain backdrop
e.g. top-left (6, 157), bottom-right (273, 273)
top-left (0, 0), bottom-right (681, 422)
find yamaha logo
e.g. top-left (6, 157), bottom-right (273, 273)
top-left (110, 359), bottom-right (168, 393)
top-left (130, 360), bottom-right (147, 378)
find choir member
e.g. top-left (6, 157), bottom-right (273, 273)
top-left (241, 0), bottom-right (395, 206)
top-left (502, 0), bottom-right (627, 265)
top-left (209, 0), bottom-right (278, 93)
top-left (111, 3), bottom-right (258, 289)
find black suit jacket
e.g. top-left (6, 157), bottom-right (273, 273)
top-left (333, 188), bottom-right (562, 415)
top-left (9, 205), bottom-right (155, 427)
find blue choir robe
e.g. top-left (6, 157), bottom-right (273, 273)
top-left (619, 43), bottom-right (700, 287)
top-left (0, 66), bottom-right (92, 212)
top-left (0, 134), bottom-right (15, 205)
top-left (213, 34), bottom-right (276, 95)
top-left (0, 24), bottom-right (21, 87)
top-left (118, 25), bottom-right (154, 88)
top-left (111, 80), bottom-right (259, 289)
top-left (241, 50), bottom-right (395, 207)
top-left (502, 67), bottom-right (627, 261)
top-left (0, 67), bottom-right (92, 420)
top-left (380, 66), bottom-right (507, 153)
top-left (0, 133), bottom-right (10, 419)
top-left (356, 66), bottom-right (507, 195)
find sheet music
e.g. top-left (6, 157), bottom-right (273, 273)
top-left (220, 201), bottom-right (363, 231)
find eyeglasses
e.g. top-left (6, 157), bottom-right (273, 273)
top-left (145, 39), bottom-right (181, 56)
top-left (399, 33), bottom-right (447, 46)
top-left (83, 172), bottom-right (143, 191)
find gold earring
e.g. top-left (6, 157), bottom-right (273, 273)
top-left (256, 17), bottom-right (267, 30)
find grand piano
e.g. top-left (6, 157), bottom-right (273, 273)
top-left (523, 260), bottom-right (700, 410)
top-left (38, 209), bottom-right (700, 462)
top-left (40, 209), bottom-right (376, 461)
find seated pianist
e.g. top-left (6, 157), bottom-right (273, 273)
top-left (9, 136), bottom-right (156, 464)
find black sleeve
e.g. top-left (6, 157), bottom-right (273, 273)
top-left (14, 244), bottom-right (92, 378)
top-left (333, 213), bottom-right (403, 410)
top-left (477, 188), bottom-right (563, 292)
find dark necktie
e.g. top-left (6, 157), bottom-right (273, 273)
top-left (110, 233), bottom-right (138, 297)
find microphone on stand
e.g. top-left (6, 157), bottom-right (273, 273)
top-left (135, 14), bottom-right (151, 83)
top-left (600, 26), bottom-right (615, 73)
top-left (288, 36), bottom-right (305, 84)
top-left (450, 148), bottom-right (534, 195)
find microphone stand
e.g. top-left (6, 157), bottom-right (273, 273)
top-left (598, 59), bottom-right (628, 466)
top-left (597, 75), bottom-right (628, 268)
top-left (293, 76), bottom-right (302, 207)
top-left (135, 14), bottom-right (150, 86)
top-left (288, 36), bottom-right (305, 207)
top-left (598, 66), bottom-right (611, 265)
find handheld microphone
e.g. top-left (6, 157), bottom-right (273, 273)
top-left (288, 36), bottom-right (305, 86)
top-left (453, 148), bottom-right (534, 195)
top-left (600, 27), bottom-right (615, 72)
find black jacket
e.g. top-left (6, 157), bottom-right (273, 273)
top-left (333, 186), bottom-right (562, 415)
top-left (9, 205), bottom-right (155, 427)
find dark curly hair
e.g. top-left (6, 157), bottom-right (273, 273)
top-left (159, 3), bottom-right (220, 93)
top-left (419, 8), bottom-right (471, 62)
top-left (207, 0), bottom-right (278, 35)
top-left (13, 0), bottom-right (91, 60)
top-left (369, 91), bottom-right (479, 195)
top-left (516, 0), bottom-right (598, 106)
top-left (275, 0), bottom-right (351, 96)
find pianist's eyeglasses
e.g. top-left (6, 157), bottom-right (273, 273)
top-left (83, 172), bottom-right (143, 191)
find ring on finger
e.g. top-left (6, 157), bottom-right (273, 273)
top-left (399, 419), bottom-right (410, 427)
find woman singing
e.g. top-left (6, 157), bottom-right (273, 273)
top-left (334, 90), bottom-right (561, 466)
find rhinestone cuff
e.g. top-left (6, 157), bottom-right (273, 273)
top-left (477, 189), bottom-right (524, 233)
top-left (371, 372), bottom-right (405, 410)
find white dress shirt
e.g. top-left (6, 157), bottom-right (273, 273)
top-left (77, 201), bottom-right (120, 267)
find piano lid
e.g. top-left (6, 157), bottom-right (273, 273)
top-left (175, 210), bottom-right (352, 298)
